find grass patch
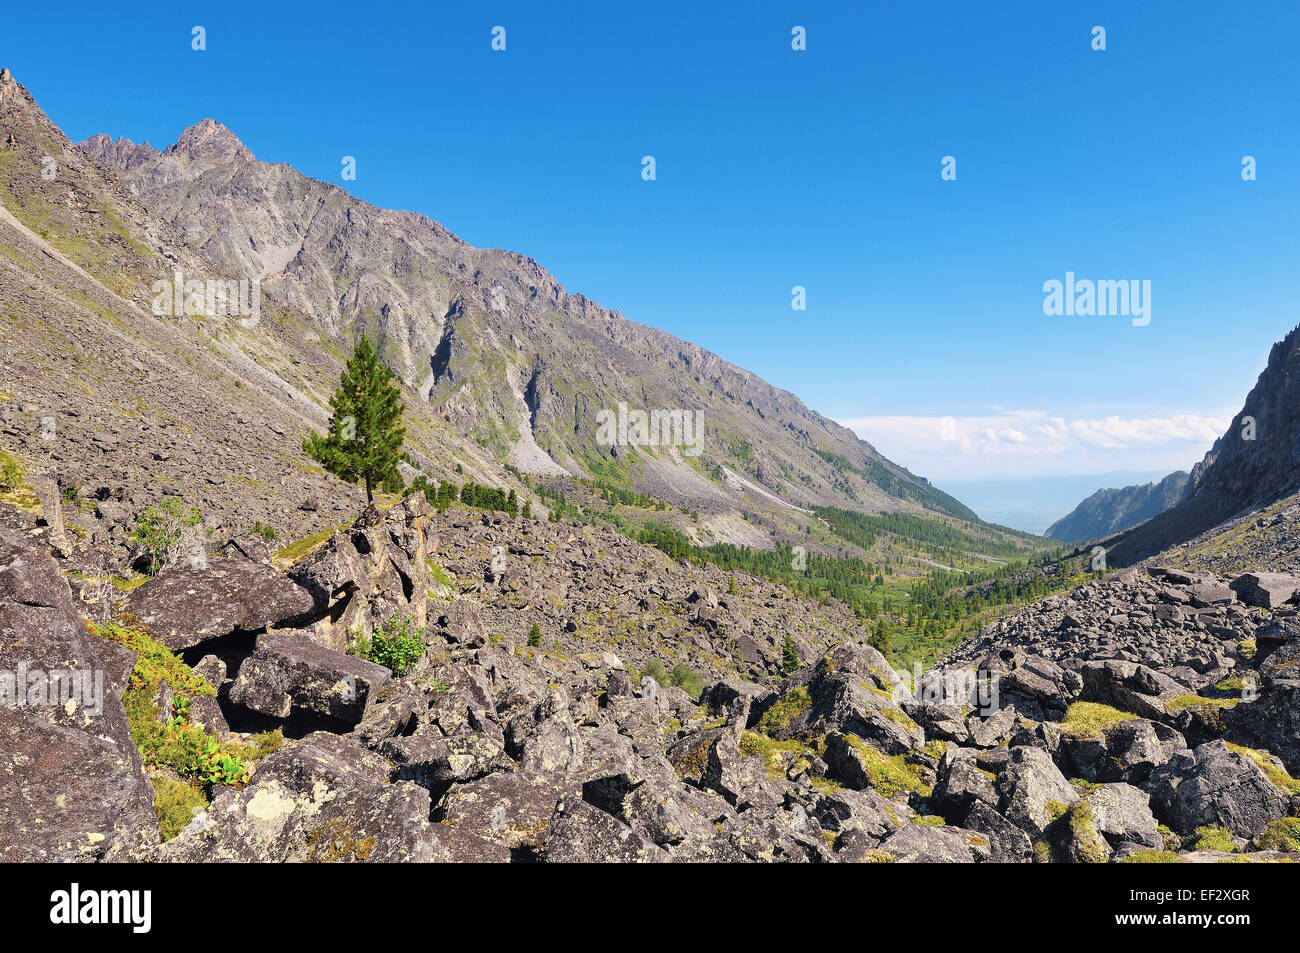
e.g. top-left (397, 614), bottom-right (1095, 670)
top-left (756, 685), bottom-right (812, 735)
top-left (1226, 742), bottom-right (1300, 794)
top-left (272, 523), bottom-right (339, 568)
top-left (1256, 818), bottom-right (1300, 852)
top-left (740, 731), bottom-right (813, 781)
top-left (150, 775), bottom-right (209, 841)
top-left (843, 734), bottom-right (932, 798)
top-left (1193, 825), bottom-right (1237, 853)
top-left (1121, 850), bottom-right (1184, 864)
top-left (1059, 701), bottom-right (1136, 738)
top-left (1167, 694), bottom-right (1239, 712)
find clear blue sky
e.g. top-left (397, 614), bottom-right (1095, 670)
top-left (4, 0), bottom-right (1298, 486)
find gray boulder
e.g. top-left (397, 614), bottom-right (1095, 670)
top-left (1145, 740), bottom-right (1290, 837)
top-left (126, 555), bottom-right (314, 651)
top-left (228, 630), bottom-right (390, 728)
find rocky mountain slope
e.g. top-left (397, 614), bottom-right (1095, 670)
top-left (1046, 471), bottom-right (1188, 544)
top-left (5, 65), bottom-right (1298, 864)
top-left (7, 482), bottom-right (1299, 863)
top-left (75, 114), bottom-right (973, 525)
top-left (0, 68), bottom-right (516, 568)
top-left (1108, 324), bottom-right (1300, 565)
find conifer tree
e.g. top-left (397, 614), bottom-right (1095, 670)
top-left (304, 337), bottom-right (406, 503)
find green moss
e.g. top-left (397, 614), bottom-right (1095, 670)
top-left (1193, 825), bottom-right (1237, 853)
top-left (1255, 818), bottom-right (1300, 852)
top-left (843, 734), bottom-right (932, 798)
top-left (150, 774), bottom-right (209, 841)
top-left (1059, 701), bottom-right (1136, 738)
top-left (272, 523), bottom-right (342, 568)
top-left (1226, 743), bottom-right (1300, 795)
top-left (740, 731), bottom-right (812, 781)
top-left (913, 814), bottom-right (946, 827)
top-left (1121, 850), bottom-right (1184, 864)
top-left (1167, 693), bottom-right (1238, 712)
top-left (1067, 801), bottom-right (1110, 864)
top-left (89, 622), bottom-right (215, 698)
top-left (756, 685), bottom-right (812, 735)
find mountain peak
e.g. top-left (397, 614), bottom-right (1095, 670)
top-left (164, 118), bottom-right (253, 162)
top-left (0, 66), bottom-right (36, 114)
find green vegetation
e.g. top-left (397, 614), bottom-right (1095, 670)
top-left (1168, 693), bottom-right (1239, 712)
top-left (151, 775), bottom-right (210, 842)
top-left (756, 686), bottom-right (812, 734)
top-left (842, 734), bottom-right (932, 798)
top-left (781, 635), bottom-right (800, 674)
top-left (0, 447), bottom-right (24, 490)
top-left (811, 449), bottom-right (977, 520)
top-left (131, 498), bottom-right (203, 576)
top-left (304, 337), bottom-right (407, 503)
top-left (1193, 825), bottom-right (1237, 853)
top-left (273, 523), bottom-right (340, 568)
top-left (1059, 701), bottom-right (1137, 738)
top-left (1256, 818), bottom-right (1300, 852)
top-left (249, 520), bottom-right (278, 541)
top-left (348, 615), bottom-right (425, 675)
top-left (528, 622), bottom-right (542, 647)
top-left (1226, 743), bottom-right (1300, 794)
top-left (88, 622), bottom-right (273, 841)
top-left (1120, 850), bottom-right (1184, 864)
top-left (739, 732), bottom-right (813, 781)
top-left (630, 658), bottom-right (707, 698)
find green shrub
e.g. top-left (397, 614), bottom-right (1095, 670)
top-left (0, 448), bottom-right (24, 490)
top-left (131, 498), bottom-right (203, 575)
top-left (353, 615), bottom-right (425, 675)
top-left (528, 623), bottom-right (542, 647)
top-left (1193, 825), bottom-right (1237, 853)
top-left (669, 662), bottom-right (705, 699)
top-left (249, 520), bottom-right (277, 541)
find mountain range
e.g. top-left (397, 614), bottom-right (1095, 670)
top-left (6, 64), bottom-right (1300, 867)
top-left (1045, 471), bottom-right (1189, 544)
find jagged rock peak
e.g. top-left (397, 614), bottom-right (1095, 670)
top-left (164, 117), bottom-right (253, 162)
top-left (0, 66), bottom-right (32, 111)
top-left (78, 132), bottom-right (159, 171)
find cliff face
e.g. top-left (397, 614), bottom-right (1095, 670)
top-left (1046, 472), bottom-right (1188, 544)
top-left (1106, 325), bottom-right (1300, 564)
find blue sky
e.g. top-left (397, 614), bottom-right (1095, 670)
top-left (4, 0), bottom-right (1298, 498)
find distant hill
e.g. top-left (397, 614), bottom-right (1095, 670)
top-left (1045, 471), bottom-right (1188, 544)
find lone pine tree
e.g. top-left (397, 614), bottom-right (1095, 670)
top-left (304, 337), bottom-right (406, 503)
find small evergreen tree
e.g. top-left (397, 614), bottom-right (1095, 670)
top-left (528, 622), bottom-right (542, 647)
top-left (522, 499), bottom-right (533, 520)
top-left (303, 338), bottom-right (406, 503)
top-left (871, 619), bottom-right (891, 657)
top-left (781, 635), bottom-right (800, 674)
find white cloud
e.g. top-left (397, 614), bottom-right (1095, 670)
top-left (839, 409), bottom-right (1233, 481)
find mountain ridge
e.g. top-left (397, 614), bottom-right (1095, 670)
top-left (75, 115), bottom-right (978, 526)
top-left (1045, 471), bottom-right (1189, 544)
